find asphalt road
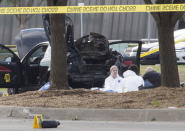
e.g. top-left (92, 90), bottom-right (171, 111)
top-left (1, 119), bottom-right (185, 131)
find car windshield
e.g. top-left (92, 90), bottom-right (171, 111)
top-left (109, 42), bottom-right (138, 56)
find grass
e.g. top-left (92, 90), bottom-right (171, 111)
top-left (151, 100), bottom-right (161, 107)
top-left (140, 65), bottom-right (185, 83)
top-left (0, 88), bottom-right (7, 93)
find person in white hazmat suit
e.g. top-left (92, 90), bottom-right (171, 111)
top-left (101, 65), bottom-right (123, 93)
top-left (121, 70), bottom-right (144, 93)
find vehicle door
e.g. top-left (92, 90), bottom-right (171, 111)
top-left (0, 44), bottom-right (21, 89)
top-left (21, 43), bottom-right (48, 91)
top-left (109, 40), bottom-right (142, 74)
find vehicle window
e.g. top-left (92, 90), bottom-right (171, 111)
top-left (28, 46), bottom-right (47, 64)
top-left (0, 46), bottom-right (14, 62)
top-left (110, 42), bottom-right (136, 56)
top-left (110, 42), bottom-right (128, 54)
top-left (110, 42), bottom-right (139, 57)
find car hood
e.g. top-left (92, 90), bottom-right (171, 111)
top-left (13, 28), bottom-right (48, 59)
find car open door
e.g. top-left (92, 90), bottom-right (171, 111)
top-left (21, 43), bottom-right (48, 91)
top-left (0, 44), bottom-right (21, 91)
top-left (109, 40), bottom-right (142, 74)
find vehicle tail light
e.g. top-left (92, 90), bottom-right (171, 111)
top-left (123, 61), bottom-right (133, 66)
top-left (0, 66), bottom-right (12, 72)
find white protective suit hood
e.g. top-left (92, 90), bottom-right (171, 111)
top-left (121, 70), bottom-right (144, 93)
top-left (123, 70), bottom-right (137, 78)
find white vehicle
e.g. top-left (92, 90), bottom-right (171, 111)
top-left (130, 29), bottom-right (185, 64)
top-left (176, 42), bottom-right (185, 64)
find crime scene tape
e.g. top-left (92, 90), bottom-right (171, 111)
top-left (4, 45), bottom-right (16, 48)
top-left (0, 4), bottom-right (185, 14)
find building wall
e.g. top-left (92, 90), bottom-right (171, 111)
top-left (0, 0), bottom-right (158, 45)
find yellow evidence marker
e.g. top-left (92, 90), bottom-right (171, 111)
top-left (33, 114), bottom-right (43, 128)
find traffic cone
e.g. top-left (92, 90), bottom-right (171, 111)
top-left (33, 114), bottom-right (43, 128)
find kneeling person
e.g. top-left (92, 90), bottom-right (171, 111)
top-left (121, 70), bottom-right (144, 93)
top-left (102, 65), bottom-right (123, 93)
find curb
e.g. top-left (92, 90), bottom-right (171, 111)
top-left (0, 106), bottom-right (185, 121)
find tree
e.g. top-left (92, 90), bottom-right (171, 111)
top-left (47, 0), bottom-right (69, 89)
top-left (144, 0), bottom-right (185, 87)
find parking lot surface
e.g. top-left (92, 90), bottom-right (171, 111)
top-left (1, 119), bottom-right (185, 131)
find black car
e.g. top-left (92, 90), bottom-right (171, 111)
top-left (0, 42), bottom-right (48, 94)
top-left (68, 33), bottom-right (142, 88)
